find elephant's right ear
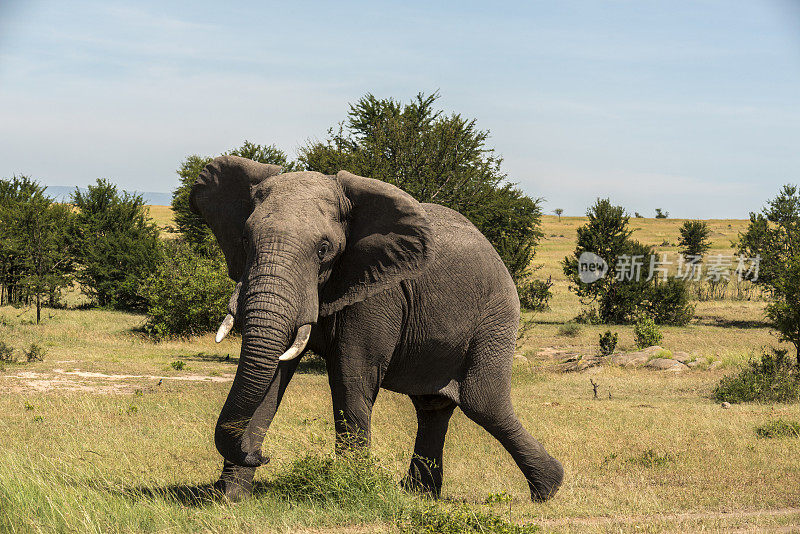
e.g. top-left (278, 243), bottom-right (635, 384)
top-left (190, 155), bottom-right (283, 280)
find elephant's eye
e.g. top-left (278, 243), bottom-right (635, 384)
top-left (317, 241), bottom-right (331, 260)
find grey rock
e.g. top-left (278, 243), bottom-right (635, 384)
top-left (609, 351), bottom-right (650, 367)
top-left (645, 358), bottom-right (689, 371)
top-left (671, 351), bottom-right (693, 363)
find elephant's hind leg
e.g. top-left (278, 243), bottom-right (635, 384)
top-left (401, 394), bottom-right (456, 498)
top-left (458, 328), bottom-right (564, 502)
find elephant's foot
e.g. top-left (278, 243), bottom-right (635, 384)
top-left (214, 461), bottom-right (257, 502)
top-left (527, 456), bottom-right (564, 502)
top-left (400, 456), bottom-right (443, 499)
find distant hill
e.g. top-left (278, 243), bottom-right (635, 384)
top-left (45, 185), bottom-right (172, 206)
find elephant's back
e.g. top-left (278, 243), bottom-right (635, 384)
top-left (419, 202), bottom-right (519, 317)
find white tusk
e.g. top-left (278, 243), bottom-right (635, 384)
top-left (278, 324), bottom-right (312, 361)
top-left (215, 314), bottom-right (235, 343)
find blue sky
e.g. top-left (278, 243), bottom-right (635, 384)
top-left (1, 0), bottom-right (798, 218)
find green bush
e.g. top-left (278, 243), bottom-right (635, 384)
top-left (23, 343), bottom-right (45, 362)
top-left (141, 240), bottom-right (234, 340)
top-left (598, 330), bottom-right (618, 356)
top-left (0, 341), bottom-right (14, 362)
top-left (640, 278), bottom-right (695, 326)
top-left (574, 308), bottom-right (602, 325)
top-left (713, 348), bottom-right (800, 403)
top-left (755, 418), bottom-right (800, 438)
top-left (558, 322), bottom-right (581, 337)
top-left (634, 315), bottom-right (662, 348)
top-left (518, 276), bottom-right (552, 312)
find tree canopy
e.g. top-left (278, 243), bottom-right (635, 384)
top-left (738, 184), bottom-right (800, 363)
top-left (299, 92), bottom-right (543, 283)
top-left (71, 179), bottom-right (162, 310)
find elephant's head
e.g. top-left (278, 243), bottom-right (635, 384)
top-left (190, 155), bottom-right (433, 467)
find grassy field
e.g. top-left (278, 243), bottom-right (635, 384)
top-left (1, 212), bottom-right (798, 533)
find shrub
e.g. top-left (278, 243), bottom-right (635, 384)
top-left (141, 240), bottom-right (234, 340)
top-left (23, 343), bottom-right (45, 362)
top-left (0, 341), bottom-right (15, 363)
top-left (599, 330), bottom-right (618, 356)
top-left (558, 322), bottom-right (581, 337)
top-left (170, 360), bottom-right (186, 371)
top-left (755, 419), bottom-right (800, 438)
top-left (634, 315), bottom-right (662, 348)
top-left (518, 276), bottom-right (552, 312)
top-left (713, 348), bottom-right (800, 403)
top-left (640, 278), bottom-right (695, 326)
top-left (574, 308), bottom-right (602, 325)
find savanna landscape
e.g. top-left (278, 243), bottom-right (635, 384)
top-left (2, 210), bottom-right (798, 533)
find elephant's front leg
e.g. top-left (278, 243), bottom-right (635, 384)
top-left (214, 358), bottom-right (300, 501)
top-left (327, 365), bottom-right (382, 453)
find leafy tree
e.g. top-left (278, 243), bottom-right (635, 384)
top-left (678, 220), bottom-right (712, 258)
top-left (299, 92), bottom-right (545, 287)
top-left (0, 176), bottom-right (41, 304)
top-left (563, 198), bottom-right (693, 325)
top-left (0, 176), bottom-right (75, 320)
top-left (172, 141), bottom-right (298, 252)
top-left (739, 185), bottom-right (800, 364)
top-left (554, 208), bottom-right (564, 222)
top-left (71, 179), bottom-right (162, 310)
top-left (765, 256), bottom-right (800, 361)
top-left (655, 208), bottom-right (669, 219)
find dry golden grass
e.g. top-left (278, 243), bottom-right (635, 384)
top-left (0, 213), bottom-right (798, 532)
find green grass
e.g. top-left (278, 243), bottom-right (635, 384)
top-left (755, 419), bottom-right (800, 439)
top-left (1, 213), bottom-right (799, 532)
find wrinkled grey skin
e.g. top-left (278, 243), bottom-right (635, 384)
top-left (190, 156), bottom-right (563, 502)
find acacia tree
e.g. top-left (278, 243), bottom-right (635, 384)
top-left (299, 92), bottom-right (545, 293)
top-left (738, 184), bottom-right (800, 364)
top-left (554, 208), bottom-right (564, 222)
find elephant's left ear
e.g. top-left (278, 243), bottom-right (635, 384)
top-left (320, 171), bottom-right (434, 315)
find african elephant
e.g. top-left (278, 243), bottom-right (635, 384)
top-left (190, 155), bottom-right (563, 502)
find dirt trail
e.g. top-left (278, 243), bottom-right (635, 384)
top-left (1, 368), bottom-right (233, 394)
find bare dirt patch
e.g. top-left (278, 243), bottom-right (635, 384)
top-left (1, 368), bottom-right (234, 394)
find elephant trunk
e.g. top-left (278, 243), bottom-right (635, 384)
top-left (214, 254), bottom-right (317, 467)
